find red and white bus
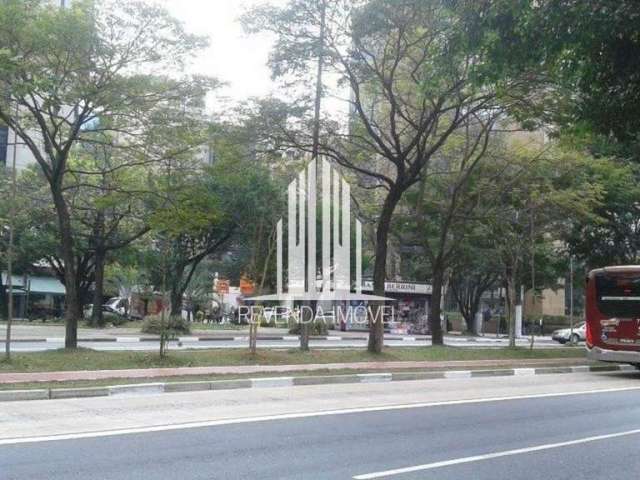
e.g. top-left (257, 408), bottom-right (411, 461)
top-left (586, 266), bottom-right (640, 366)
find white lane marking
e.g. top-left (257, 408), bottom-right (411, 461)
top-left (1, 385), bottom-right (640, 446)
top-left (354, 428), bottom-right (640, 479)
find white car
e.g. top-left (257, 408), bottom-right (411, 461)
top-left (551, 322), bottom-right (586, 344)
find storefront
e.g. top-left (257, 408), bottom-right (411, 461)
top-left (343, 281), bottom-right (432, 332)
top-left (1, 273), bottom-right (66, 319)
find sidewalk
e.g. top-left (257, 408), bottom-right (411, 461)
top-left (0, 357), bottom-right (592, 384)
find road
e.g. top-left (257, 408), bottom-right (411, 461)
top-left (2, 337), bottom-right (560, 352)
top-left (1, 370), bottom-right (639, 479)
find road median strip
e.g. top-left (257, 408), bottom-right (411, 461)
top-left (0, 363), bottom-right (634, 402)
top-left (4, 335), bottom-right (434, 343)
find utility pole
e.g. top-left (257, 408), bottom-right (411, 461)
top-left (529, 208), bottom-right (536, 349)
top-left (300, 0), bottom-right (326, 352)
top-left (4, 111), bottom-right (18, 361)
top-left (569, 255), bottom-right (574, 343)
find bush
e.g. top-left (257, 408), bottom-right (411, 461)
top-left (141, 314), bottom-right (191, 335)
top-left (103, 312), bottom-right (128, 326)
top-left (260, 316), bottom-right (276, 328)
top-left (288, 319), bottom-right (329, 336)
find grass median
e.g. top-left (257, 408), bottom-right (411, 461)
top-left (0, 346), bottom-right (586, 374)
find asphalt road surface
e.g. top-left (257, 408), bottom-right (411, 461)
top-left (2, 370), bottom-right (637, 480)
top-left (2, 336), bottom-right (560, 352)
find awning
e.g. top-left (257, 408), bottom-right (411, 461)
top-left (1, 273), bottom-right (66, 295)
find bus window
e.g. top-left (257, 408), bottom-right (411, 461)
top-left (595, 273), bottom-right (640, 318)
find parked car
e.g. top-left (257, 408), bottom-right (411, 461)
top-left (551, 322), bottom-right (586, 344)
top-left (84, 297), bottom-right (141, 320)
top-left (103, 297), bottom-right (128, 316)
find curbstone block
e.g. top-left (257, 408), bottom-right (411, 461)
top-left (251, 377), bottom-right (294, 388)
top-left (163, 381), bottom-right (212, 393)
top-left (358, 373), bottom-right (392, 383)
top-left (391, 372), bottom-right (445, 382)
top-left (534, 366), bottom-right (573, 375)
top-left (211, 379), bottom-right (252, 390)
top-left (619, 365), bottom-right (638, 372)
top-left (570, 366), bottom-right (591, 373)
top-left (292, 374), bottom-right (361, 386)
top-left (109, 383), bottom-right (164, 396)
top-left (0, 389), bottom-right (49, 401)
top-left (470, 369), bottom-right (515, 378)
top-left (50, 387), bottom-right (109, 399)
top-left (116, 337), bottom-right (140, 343)
top-left (178, 337), bottom-right (199, 343)
top-left (444, 370), bottom-right (472, 379)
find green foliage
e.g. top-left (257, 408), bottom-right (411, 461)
top-left (476, 1), bottom-right (640, 160)
top-left (141, 314), bottom-right (191, 335)
top-left (102, 312), bottom-right (128, 327)
top-left (564, 158), bottom-right (640, 267)
top-left (288, 319), bottom-right (329, 336)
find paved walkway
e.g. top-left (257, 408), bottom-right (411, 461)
top-left (0, 357), bottom-right (591, 384)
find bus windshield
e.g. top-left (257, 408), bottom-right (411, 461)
top-left (595, 272), bottom-right (640, 318)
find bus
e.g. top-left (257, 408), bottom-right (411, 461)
top-left (586, 266), bottom-right (640, 367)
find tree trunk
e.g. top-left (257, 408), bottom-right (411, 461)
top-left (91, 247), bottom-right (106, 326)
top-left (429, 267), bottom-right (445, 345)
top-left (469, 296), bottom-right (482, 335)
top-left (368, 192), bottom-right (400, 353)
top-left (51, 187), bottom-right (81, 349)
top-left (300, 300), bottom-right (312, 352)
top-left (170, 286), bottom-right (183, 317)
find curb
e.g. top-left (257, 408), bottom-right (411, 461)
top-left (3, 335), bottom-right (431, 343)
top-left (0, 363), bottom-right (635, 403)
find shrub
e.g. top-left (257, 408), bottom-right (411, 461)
top-left (103, 312), bottom-right (128, 326)
top-left (141, 314), bottom-right (191, 335)
top-left (260, 316), bottom-right (276, 328)
top-left (288, 319), bottom-right (329, 336)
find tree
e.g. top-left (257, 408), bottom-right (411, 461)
top-left (149, 141), bottom-right (284, 318)
top-left (445, 223), bottom-right (501, 334)
top-left (398, 117), bottom-right (499, 338)
top-left (0, 0), bottom-right (212, 347)
top-left (480, 140), bottom-right (601, 346)
top-left (245, 0), bottom-right (511, 351)
top-left (68, 144), bottom-right (152, 326)
top-left (564, 159), bottom-right (640, 268)
top-left (479, 0), bottom-right (640, 161)
top-left (0, 167), bottom-right (62, 320)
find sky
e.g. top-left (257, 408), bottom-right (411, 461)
top-left (157, 0), bottom-right (283, 112)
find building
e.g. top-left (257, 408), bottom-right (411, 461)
top-left (0, 124), bottom-right (39, 171)
top-left (1, 272), bottom-right (66, 319)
